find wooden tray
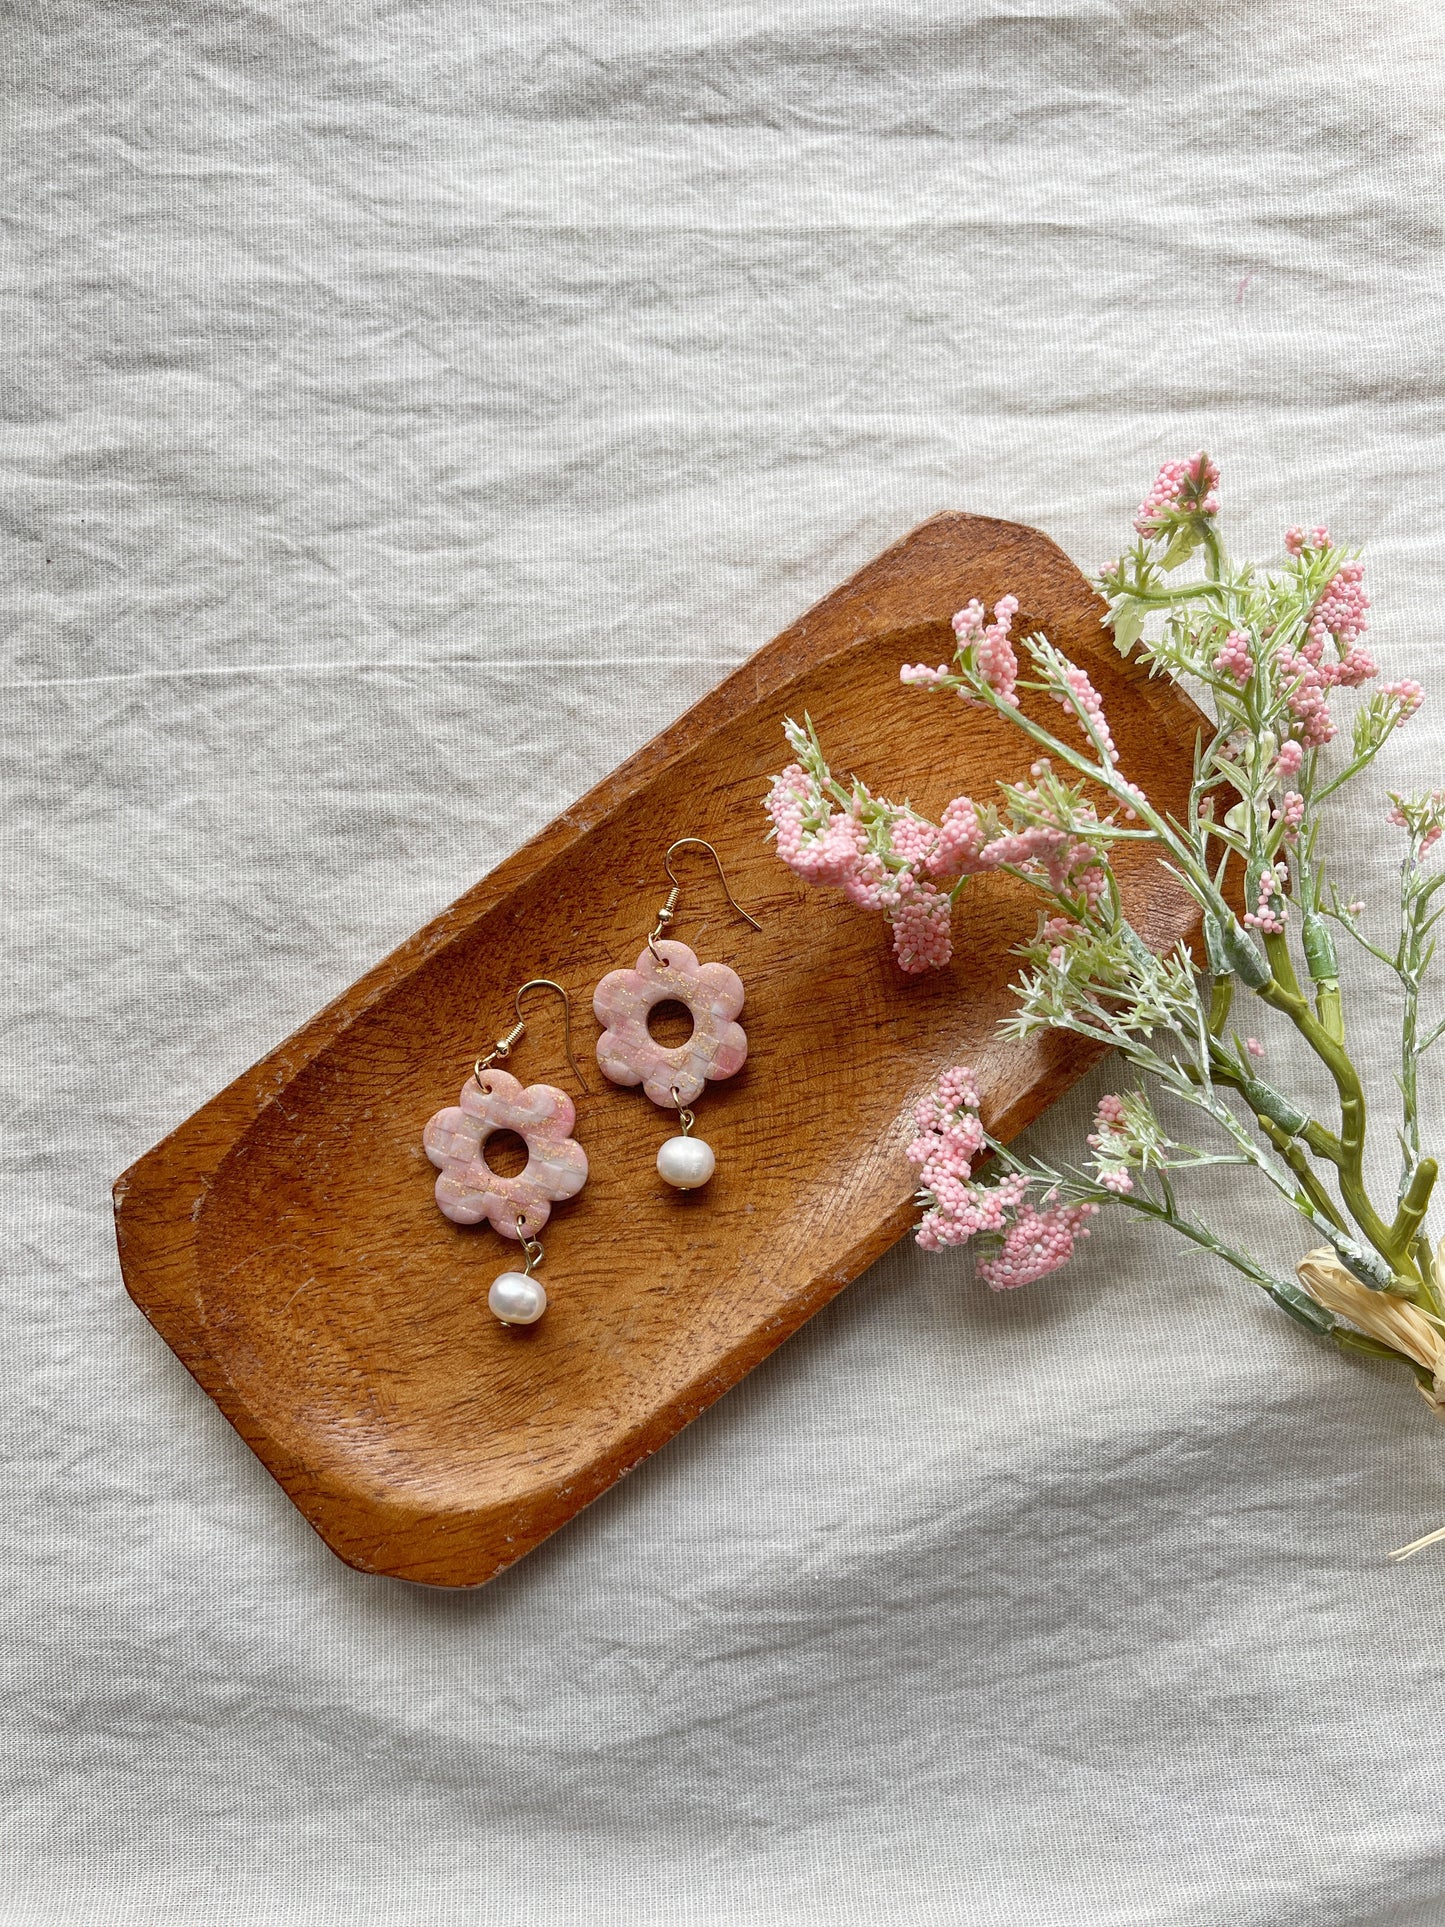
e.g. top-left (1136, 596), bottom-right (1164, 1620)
top-left (113, 514), bottom-right (1204, 1587)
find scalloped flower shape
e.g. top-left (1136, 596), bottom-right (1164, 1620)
top-left (593, 939), bottom-right (747, 1107)
top-left (423, 1068), bottom-right (587, 1239)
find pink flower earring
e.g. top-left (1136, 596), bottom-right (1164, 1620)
top-left (593, 839), bottom-right (761, 1189)
top-left (423, 979), bottom-right (588, 1326)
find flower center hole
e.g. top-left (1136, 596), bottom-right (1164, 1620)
top-left (483, 1129), bottom-right (530, 1179)
top-left (647, 999), bottom-right (695, 1048)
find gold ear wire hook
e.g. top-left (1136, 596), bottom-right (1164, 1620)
top-left (648, 838), bottom-right (762, 966)
top-left (663, 839), bottom-right (763, 930)
top-left (474, 980), bottom-right (589, 1096)
top-left (514, 978), bottom-right (590, 1096)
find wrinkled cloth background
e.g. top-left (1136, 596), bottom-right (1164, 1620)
top-left (6, 2), bottom-right (1445, 1922)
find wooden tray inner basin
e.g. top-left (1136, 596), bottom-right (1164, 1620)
top-left (114, 514), bottom-right (1204, 1587)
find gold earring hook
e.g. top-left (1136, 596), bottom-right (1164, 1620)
top-left (648, 838), bottom-right (763, 966)
top-left (473, 978), bottom-right (590, 1096)
top-left (515, 978), bottom-right (590, 1095)
top-left (663, 839), bottom-right (764, 929)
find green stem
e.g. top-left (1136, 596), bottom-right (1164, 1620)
top-left (1188, 1051), bottom-right (1348, 1234)
top-left (1416, 1232), bottom-right (1439, 1299)
top-left (1402, 963), bottom-right (1422, 1172)
top-left (1091, 1187), bottom-right (1282, 1289)
top-left (1199, 1043), bottom-right (1342, 1168)
top-left (1120, 580), bottom-right (1230, 608)
top-left (1262, 927), bottom-right (1306, 1003)
top-left (1256, 931), bottom-right (1404, 1273)
top-left (1104, 1186), bottom-right (1332, 1337)
top-left (1254, 1115), bottom-right (1351, 1235)
top-left (1392, 1159), bottom-right (1438, 1276)
top-left (1208, 975), bottom-right (1234, 1038)
top-left (1315, 981), bottom-right (1344, 1045)
top-left (1333, 1328), bottom-right (1436, 1390)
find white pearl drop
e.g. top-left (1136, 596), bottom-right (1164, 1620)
top-left (488, 1271), bottom-right (547, 1325)
top-left (657, 1135), bottom-right (716, 1189)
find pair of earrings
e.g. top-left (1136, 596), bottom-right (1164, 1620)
top-left (421, 840), bottom-right (761, 1326)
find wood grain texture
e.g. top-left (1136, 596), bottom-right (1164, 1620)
top-left (113, 514), bottom-right (1206, 1588)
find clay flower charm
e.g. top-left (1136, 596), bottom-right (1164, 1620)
top-left (423, 1068), bottom-right (587, 1239)
top-left (592, 940), bottom-right (746, 1106)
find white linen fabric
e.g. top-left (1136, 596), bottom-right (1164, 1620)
top-left (6, 2), bottom-right (1445, 1920)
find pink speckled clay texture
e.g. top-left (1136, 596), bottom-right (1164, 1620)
top-left (422, 1069), bottom-right (587, 1239)
top-left (593, 939), bottom-right (747, 1107)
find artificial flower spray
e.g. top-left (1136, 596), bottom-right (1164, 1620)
top-left (768, 457), bottom-right (1445, 1549)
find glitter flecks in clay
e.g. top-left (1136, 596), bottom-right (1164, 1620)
top-left (592, 939), bottom-right (746, 1107)
top-left (423, 1069), bottom-right (588, 1239)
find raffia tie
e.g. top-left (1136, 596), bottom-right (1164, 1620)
top-left (1297, 1249), bottom-right (1445, 1561)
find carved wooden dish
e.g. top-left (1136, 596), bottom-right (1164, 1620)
top-left (113, 515), bottom-right (1204, 1587)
